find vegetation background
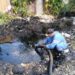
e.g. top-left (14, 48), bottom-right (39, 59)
top-left (0, 0), bottom-right (75, 24)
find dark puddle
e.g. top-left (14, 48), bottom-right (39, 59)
top-left (0, 38), bottom-right (41, 64)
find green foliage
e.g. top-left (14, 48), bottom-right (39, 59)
top-left (60, 0), bottom-right (75, 16)
top-left (0, 13), bottom-right (14, 25)
top-left (11, 0), bottom-right (28, 17)
top-left (68, 0), bottom-right (75, 12)
top-left (45, 0), bottom-right (64, 16)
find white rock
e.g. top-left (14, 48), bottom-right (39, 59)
top-left (61, 32), bottom-right (71, 38)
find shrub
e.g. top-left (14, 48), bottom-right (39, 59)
top-left (11, 0), bottom-right (28, 17)
top-left (45, 0), bottom-right (64, 16)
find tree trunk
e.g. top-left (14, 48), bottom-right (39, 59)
top-left (36, 0), bottom-right (43, 16)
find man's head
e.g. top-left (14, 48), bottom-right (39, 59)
top-left (45, 28), bottom-right (54, 37)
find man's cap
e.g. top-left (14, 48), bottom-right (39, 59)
top-left (46, 28), bottom-right (54, 34)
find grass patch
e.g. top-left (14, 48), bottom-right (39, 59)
top-left (0, 13), bottom-right (14, 25)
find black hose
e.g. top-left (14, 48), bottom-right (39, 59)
top-left (35, 46), bottom-right (53, 75)
top-left (46, 49), bottom-right (53, 75)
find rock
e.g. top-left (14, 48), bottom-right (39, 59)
top-left (61, 32), bottom-right (71, 38)
top-left (0, 34), bottom-right (14, 43)
top-left (12, 65), bottom-right (25, 74)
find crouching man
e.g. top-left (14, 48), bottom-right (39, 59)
top-left (35, 28), bottom-right (70, 66)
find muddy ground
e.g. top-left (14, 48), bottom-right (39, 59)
top-left (0, 16), bottom-right (75, 75)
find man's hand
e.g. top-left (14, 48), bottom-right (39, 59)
top-left (45, 33), bottom-right (48, 37)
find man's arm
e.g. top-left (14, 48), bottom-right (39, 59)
top-left (45, 39), bottom-right (60, 49)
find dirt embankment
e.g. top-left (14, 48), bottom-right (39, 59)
top-left (0, 16), bottom-right (73, 43)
